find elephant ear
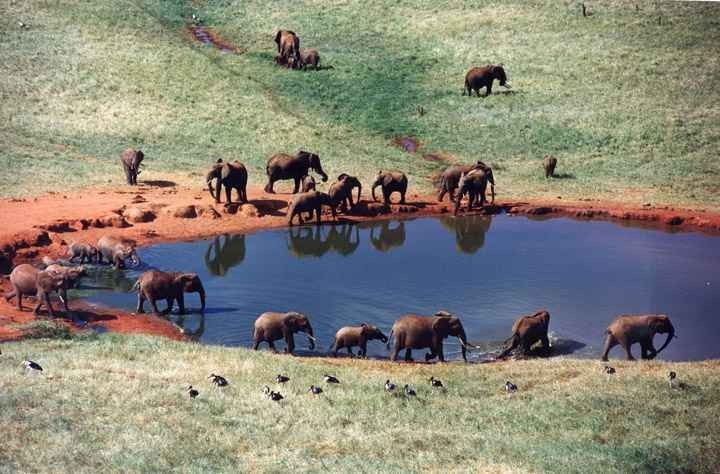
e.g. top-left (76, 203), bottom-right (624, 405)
top-left (221, 163), bottom-right (232, 180)
top-left (337, 173), bottom-right (349, 181)
top-left (284, 312), bottom-right (303, 329)
top-left (432, 316), bottom-right (451, 336)
top-left (274, 31), bottom-right (282, 45)
top-left (434, 310), bottom-right (453, 317)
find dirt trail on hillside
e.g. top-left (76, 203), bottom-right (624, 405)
top-left (1, 181), bottom-right (719, 342)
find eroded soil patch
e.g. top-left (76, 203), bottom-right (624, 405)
top-left (189, 25), bottom-right (243, 54)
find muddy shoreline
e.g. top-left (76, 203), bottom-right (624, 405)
top-left (1, 182), bottom-right (719, 342)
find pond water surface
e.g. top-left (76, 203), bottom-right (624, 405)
top-left (81, 215), bottom-right (720, 361)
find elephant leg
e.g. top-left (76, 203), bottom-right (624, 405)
top-left (265, 178), bottom-right (275, 194)
top-left (499, 336), bottom-right (519, 359)
top-left (485, 84), bottom-right (492, 97)
top-left (600, 334), bottom-right (616, 361)
top-left (360, 341), bottom-right (368, 357)
top-left (438, 188), bottom-right (446, 202)
top-left (647, 339), bottom-right (658, 359)
top-left (383, 190), bottom-right (391, 205)
top-left (475, 88), bottom-right (481, 97)
top-left (61, 288), bottom-right (69, 312)
top-left (284, 332), bottom-right (295, 354)
top-left (347, 346), bottom-right (354, 357)
top-left (437, 342), bottom-right (445, 362)
top-left (315, 206), bottom-right (322, 226)
top-left (164, 298), bottom-right (173, 315)
top-left (149, 298), bottom-right (162, 316)
top-left (225, 185), bottom-right (233, 205)
top-left (390, 342), bottom-right (400, 361)
top-left (15, 290), bottom-right (23, 310)
top-left (400, 188), bottom-right (406, 204)
top-left (252, 332), bottom-right (262, 350)
top-left (404, 349), bottom-right (413, 362)
top-left (137, 292), bottom-right (146, 313)
top-left (541, 335), bottom-right (551, 355)
top-left (123, 165), bottom-right (132, 185)
top-left (177, 293), bottom-right (186, 315)
top-left (268, 340), bottom-right (279, 353)
top-left (293, 178), bottom-right (300, 194)
top-left (621, 341), bottom-right (635, 361)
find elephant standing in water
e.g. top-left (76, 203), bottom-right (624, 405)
top-left (97, 236), bottom-right (139, 270)
top-left (265, 150), bottom-right (328, 193)
top-left (368, 220), bottom-right (406, 252)
top-left (206, 159), bottom-right (248, 204)
top-left (252, 311), bottom-right (315, 354)
top-left (454, 168), bottom-right (491, 215)
top-left (463, 64), bottom-right (510, 97)
top-left (133, 270), bottom-right (206, 316)
top-left (601, 314), bottom-right (675, 361)
top-left (388, 311), bottom-right (469, 362)
top-left (439, 215), bottom-right (492, 254)
top-left (204, 235), bottom-right (245, 276)
top-left (497, 310), bottom-right (551, 359)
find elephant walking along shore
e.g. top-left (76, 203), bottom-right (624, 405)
top-left (388, 311), bottom-right (469, 362)
top-left (601, 314), bottom-right (675, 361)
top-left (252, 311), bottom-right (315, 354)
top-left (133, 270), bottom-right (206, 316)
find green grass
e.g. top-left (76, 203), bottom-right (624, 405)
top-left (1, 334), bottom-right (719, 472)
top-left (1, 1), bottom-right (719, 208)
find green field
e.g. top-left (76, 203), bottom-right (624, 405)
top-left (1, 333), bottom-right (719, 473)
top-left (1, 1), bottom-right (719, 208)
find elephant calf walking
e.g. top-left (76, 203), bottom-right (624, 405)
top-left (330, 324), bottom-right (387, 357)
top-left (388, 311), bottom-right (468, 363)
top-left (601, 314), bottom-right (675, 361)
top-left (252, 311), bottom-right (315, 354)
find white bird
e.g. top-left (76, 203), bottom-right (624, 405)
top-left (604, 366), bottom-right (616, 375)
top-left (429, 376), bottom-right (444, 388)
top-left (208, 374), bottom-right (229, 387)
top-left (505, 381), bottom-right (518, 393)
top-left (668, 371), bottom-right (677, 388)
top-left (384, 379), bottom-right (396, 393)
top-left (276, 374), bottom-right (290, 384)
top-left (309, 385), bottom-right (323, 395)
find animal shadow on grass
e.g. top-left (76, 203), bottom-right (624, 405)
top-left (550, 173), bottom-right (575, 180)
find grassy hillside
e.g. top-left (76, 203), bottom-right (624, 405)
top-left (1, 333), bottom-right (719, 473)
top-left (1, 1), bottom-right (719, 207)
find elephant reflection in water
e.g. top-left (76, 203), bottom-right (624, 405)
top-left (174, 312), bottom-right (206, 341)
top-left (439, 215), bottom-right (492, 254)
top-left (205, 235), bottom-right (246, 276)
top-left (366, 220), bottom-right (406, 252)
top-left (287, 223), bottom-right (360, 258)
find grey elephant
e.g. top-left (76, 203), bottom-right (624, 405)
top-left (265, 150), bottom-right (328, 193)
top-left (454, 168), bottom-right (491, 215)
top-left (330, 323), bottom-right (388, 357)
top-left (252, 311), bottom-right (315, 354)
top-left (371, 170), bottom-right (408, 204)
top-left (388, 311), bottom-right (469, 362)
top-left (97, 236), bottom-right (140, 269)
top-left (301, 175), bottom-right (316, 192)
top-left (287, 191), bottom-right (336, 226)
top-left (543, 155), bottom-right (557, 178)
top-left (328, 173), bottom-right (362, 213)
top-left (291, 48), bottom-right (320, 70)
top-left (274, 30), bottom-right (300, 65)
top-left (120, 148), bottom-right (144, 185)
top-left (67, 241), bottom-right (98, 264)
top-left (4, 264), bottom-right (69, 317)
top-left (498, 310), bottom-right (551, 359)
top-left (206, 159), bottom-right (248, 204)
top-left (438, 161), bottom-right (495, 203)
top-left (44, 264), bottom-right (87, 290)
top-left (133, 270), bottom-right (206, 316)
top-left (601, 314), bottom-right (675, 361)
top-left (463, 64), bottom-right (510, 97)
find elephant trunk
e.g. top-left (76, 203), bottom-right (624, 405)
top-left (457, 329), bottom-right (468, 362)
top-left (656, 325), bottom-right (675, 355)
top-left (355, 184), bottom-right (362, 206)
top-left (305, 326), bottom-right (315, 350)
top-left (197, 285), bottom-right (206, 312)
top-left (207, 178), bottom-right (217, 200)
top-left (371, 183), bottom-right (379, 202)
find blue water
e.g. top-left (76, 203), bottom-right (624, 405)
top-left (81, 215), bottom-right (720, 361)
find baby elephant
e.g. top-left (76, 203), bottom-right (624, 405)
top-left (45, 264), bottom-right (87, 290)
top-left (330, 323), bottom-right (388, 357)
top-left (453, 168), bottom-right (490, 215)
top-left (300, 175), bottom-right (316, 192)
top-left (97, 236), bottom-right (139, 269)
top-left (120, 148), bottom-right (144, 185)
top-left (602, 314), bottom-right (675, 361)
top-left (4, 264), bottom-right (69, 317)
top-left (371, 170), bottom-right (408, 205)
top-left (328, 173), bottom-right (362, 213)
top-left (252, 311), bottom-right (315, 354)
top-left (543, 155), bottom-right (557, 178)
top-left (133, 270), bottom-right (206, 316)
top-left (287, 191), bottom-right (336, 226)
top-left (67, 242), bottom-right (98, 264)
top-left (497, 310), bottom-right (551, 359)
top-left (292, 48), bottom-right (320, 69)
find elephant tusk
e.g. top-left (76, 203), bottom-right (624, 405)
top-left (58, 294), bottom-right (66, 305)
top-left (305, 333), bottom-right (318, 343)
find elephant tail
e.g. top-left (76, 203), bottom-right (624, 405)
top-left (130, 278), bottom-right (140, 293)
top-left (386, 329), bottom-right (394, 349)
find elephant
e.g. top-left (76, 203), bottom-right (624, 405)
top-left (301, 175), bottom-right (316, 193)
top-left (274, 30), bottom-right (300, 66)
top-left (44, 264), bottom-right (87, 289)
top-left (132, 270), bottom-right (205, 315)
top-left (463, 64), bottom-right (510, 97)
top-left (371, 170), bottom-right (408, 204)
top-left (120, 148), bottom-right (144, 185)
top-left (454, 168), bottom-right (490, 215)
top-left (388, 311), bottom-right (468, 362)
top-left (67, 241), bottom-right (98, 264)
top-left (265, 150), bottom-right (328, 194)
top-left (205, 235), bottom-right (245, 276)
top-left (437, 161), bottom-right (495, 203)
top-left (601, 314), bottom-right (675, 361)
top-left (328, 173), bottom-right (362, 213)
top-left (330, 323), bottom-right (388, 357)
top-left (252, 311), bottom-right (315, 354)
top-left (291, 48), bottom-right (320, 70)
top-left (368, 220), bottom-right (406, 252)
top-left (97, 236), bottom-right (140, 269)
top-left (287, 191), bottom-right (336, 226)
top-left (439, 214), bottom-right (492, 254)
top-left (543, 155), bottom-right (557, 178)
top-left (497, 310), bottom-right (551, 359)
top-left (206, 159), bottom-right (248, 204)
top-left (4, 264), bottom-right (69, 317)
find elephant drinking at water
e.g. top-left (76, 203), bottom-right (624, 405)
top-left (388, 311), bottom-right (469, 362)
top-left (252, 311), bottom-right (315, 354)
